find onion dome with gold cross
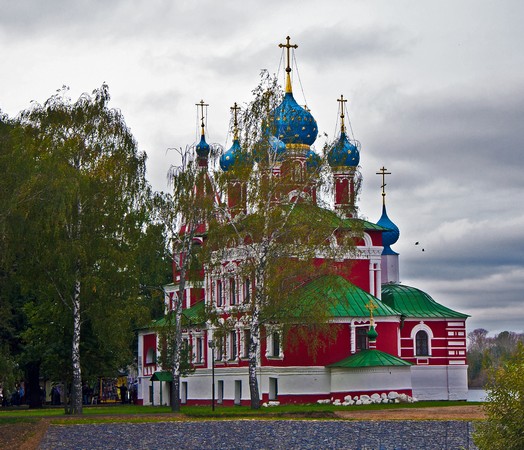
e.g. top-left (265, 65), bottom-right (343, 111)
top-left (268, 37), bottom-right (318, 147)
top-left (220, 138), bottom-right (241, 171)
top-left (220, 102), bottom-right (245, 172)
top-left (195, 100), bottom-right (210, 159)
top-left (327, 95), bottom-right (360, 168)
top-left (375, 167), bottom-right (400, 255)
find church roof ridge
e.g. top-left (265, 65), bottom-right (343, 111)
top-left (328, 348), bottom-right (412, 368)
top-left (297, 274), bottom-right (402, 318)
top-left (381, 283), bottom-right (469, 319)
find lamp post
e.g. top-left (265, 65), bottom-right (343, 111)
top-left (208, 340), bottom-right (215, 411)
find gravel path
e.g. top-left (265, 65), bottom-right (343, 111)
top-left (39, 420), bottom-right (478, 450)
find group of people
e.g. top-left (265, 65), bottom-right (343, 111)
top-left (1, 379), bottom-right (137, 407)
top-left (0, 383), bottom-right (25, 407)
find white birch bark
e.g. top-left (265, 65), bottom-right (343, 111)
top-left (71, 277), bottom-right (83, 414)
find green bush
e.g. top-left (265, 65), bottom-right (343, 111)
top-left (474, 343), bottom-right (524, 450)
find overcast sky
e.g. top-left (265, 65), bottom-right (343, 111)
top-left (1, 0), bottom-right (523, 335)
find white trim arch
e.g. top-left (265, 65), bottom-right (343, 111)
top-left (411, 322), bottom-right (434, 356)
top-left (361, 232), bottom-right (373, 247)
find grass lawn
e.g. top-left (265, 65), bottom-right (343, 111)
top-left (0, 400), bottom-right (481, 423)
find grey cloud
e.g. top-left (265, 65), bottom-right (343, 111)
top-left (294, 26), bottom-right (411, 66)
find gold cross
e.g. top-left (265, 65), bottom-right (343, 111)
top-left (337, 95), bottom-right (347, 133)
top-left (196, 99), bottom-right (209, 134)
top-left (278, 36), bottom-right (298, 73)
top-left (230, 102), bottom-right (240, 140)
top-left (376, 166), bottom-right (391, 205)
top-left (365, 299), bottom-right (378, 321)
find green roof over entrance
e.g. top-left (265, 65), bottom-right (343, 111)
top-left (381, 284), bottom-right (469, 319)
top-left (297, 275), bottom-right (400, 318)
top-left (328, 349), bottom-right (412, 368)
top-left (150, 371), bottom-right (173, 382)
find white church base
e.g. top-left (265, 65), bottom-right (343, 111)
top-left (411, 365), bottom-right (468, 400)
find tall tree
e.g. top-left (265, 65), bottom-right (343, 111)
top-left (161, 142), bottom-right (216, 412)
top-left (207, 73), bottom-right (361, 409)
top-left (9, 85), bottom-right (152, 414)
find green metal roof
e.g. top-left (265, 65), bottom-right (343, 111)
top-left (297, 275), bottom-right (400, 318)
top-left (150, 371), bottom-right (173, 382)
top-left (286, 203), bottom-right (390, 232)
top-left (381, 284), bottom-right (469, 319)
top-left (149, 300), bottom-right (206, 328)
top-left (328, 349), bottom-right (412, 368)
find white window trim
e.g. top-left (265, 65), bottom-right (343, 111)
top-left (411, 322), bottom-right (434, 356)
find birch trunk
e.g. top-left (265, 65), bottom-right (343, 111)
top-left (70, 277), bottom-right (83, 414)
top-left (170, 265), bottom-right (186, 412)
top-left (248, 304), bottom-right (261, 409)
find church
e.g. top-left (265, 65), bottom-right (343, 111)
top-left (136, 37), bottom-right (469, 406)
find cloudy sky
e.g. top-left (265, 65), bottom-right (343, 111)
top-left (1, 0), bottom-right (523, 335)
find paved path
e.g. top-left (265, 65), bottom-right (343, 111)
top-left (39, 420), bottom-right (478, 449)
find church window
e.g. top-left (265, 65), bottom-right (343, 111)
top-left (230, 330), bottom-right (238, 360)
top-left (292, 162), bottom-right (303, 182)
top-left (216, 338), bottom-right (224, 361)
top-left (356, 327), bottom-right (368, 351)
top-left (243, 329), bottom-right (251, 358)
top-left (271, 332), bottom-right (280, 357)
top-left (145, 347), bottom-right (156, 365)
top-left (243, 277), bottom-right (251, 302)
top-left (416, 330), bottom-right (429, 356)
top-left (230, 278), bottom-right (236, 305)
top-left (216, 280), bottom-right (223, 307)
top-left (195, 337), bottom-right (204, 363)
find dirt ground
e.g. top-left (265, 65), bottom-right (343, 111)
top-left (0, 406), bottom-right (485, 450)
top-left (0, 419), bottom-right (50, 450)
top-left (334, 405), bottom-right (485, 420)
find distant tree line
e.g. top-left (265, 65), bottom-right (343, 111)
top-left (467, 328), bottom-right (524, 387)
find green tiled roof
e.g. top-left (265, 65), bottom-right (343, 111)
top-left (328, 349), bottom-right (412, 368)
top-left (297, 275), bottom-right (400, 318)
top-left (381, 284), bottom-right (469, 319)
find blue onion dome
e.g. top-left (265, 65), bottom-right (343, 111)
top-left (269, 135), bottom-right (286, 157)
top-left (377, 205), bottom-right (400, 255)
top-left (305, 149), bottom-right (321, 170)
top-left (269, 92), bottom-right (318, 146)
top-left (253, 132), bottom-right (286, 163)
top-left (195, 134), bottom-right (210, 159)
top-left (327, 132), bottom-right (360, 168)
top-left (220, 139), bottom-right (241, 171)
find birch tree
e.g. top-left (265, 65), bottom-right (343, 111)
top-left (208, 74), bottom-right (362, 409)
top-left (161, 143), bottom-right (217, 412)
top-left (11, 85), bottom-right (151, 414)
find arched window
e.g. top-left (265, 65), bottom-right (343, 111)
top-left (356, 327), bottom-right (368, 351)
top-left (416, 330), bottom-right (429, 356)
